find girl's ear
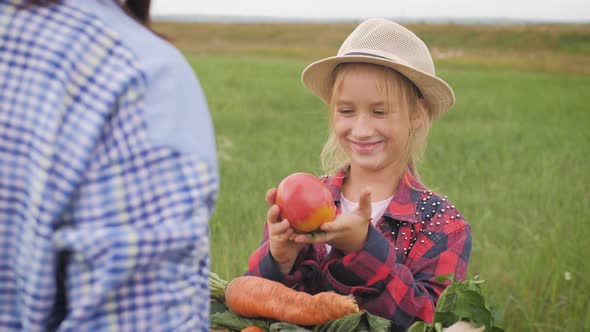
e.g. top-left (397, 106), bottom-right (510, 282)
top-left (410, 99), bottom-right (428, 131)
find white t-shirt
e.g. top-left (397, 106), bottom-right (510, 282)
top-left (325, 194), bottom-right (393, 252)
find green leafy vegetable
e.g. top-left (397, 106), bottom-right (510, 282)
top-left (210, 308), bottom-right (272, 331)
top-left (409, 275), bottom-right (504, 332)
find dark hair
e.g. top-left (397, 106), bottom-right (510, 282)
top-left (124, 0), bottom-right (151, 25)
top-left (23, 0), bottom-right (152, 26)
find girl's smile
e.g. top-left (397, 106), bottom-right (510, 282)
top-left (348, 140), bottom-right (384, 155)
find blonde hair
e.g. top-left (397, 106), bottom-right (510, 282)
top-left (320, 63), bottom-right (432, 181)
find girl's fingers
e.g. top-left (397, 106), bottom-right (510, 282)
top-left (269, 219), bottom-right (295, 239)
top-left (320, 220), bottom-right (337, 232)
top-left (282, 223), bottom-right (294, 237)
top-left (293, 234), bottom-right (310, 243)
top-left (270, 219), bottom-right (289, 232)
top-left (266, 205), bottom-right (280, 224)
top-left (356, 189), bottom-right (372, 219)
top-left (320, 214), bottom-right (348, 232)
top-left (265, 188), bottom-right (277, 206)
top-left (294, 231), bottom-right (330, 244)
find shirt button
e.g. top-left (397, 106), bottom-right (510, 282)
top-left (379, 223), bottom-right (388, 230)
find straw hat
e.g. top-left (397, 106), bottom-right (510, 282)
top-left (301, 18), bottom-right (455, 119)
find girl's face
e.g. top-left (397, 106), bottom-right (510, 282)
top-left (332, 66), bottom-right (418, 174)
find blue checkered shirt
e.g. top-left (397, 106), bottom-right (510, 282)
top-left (0, 1), bottom-right (218, 330)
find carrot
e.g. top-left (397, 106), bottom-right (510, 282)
top-left (241, 327), bottom-right (266, 332)
top-left (224, 276), bottom-right (359, 326)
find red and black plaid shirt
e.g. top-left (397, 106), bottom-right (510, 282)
top-left (247, 169), bottom-right (472, 330)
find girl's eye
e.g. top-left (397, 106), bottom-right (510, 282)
top-left (373, 109), bottom-right (387, 116)
top-left (338, 108), bottom-right (354, 115)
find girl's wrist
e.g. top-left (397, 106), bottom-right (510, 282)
top-left (342, 228), bottom-right (369, 254)
top-left (277, 261), bottom-right (295, 275)
top-left (269, 250), bottom-right (295, 274)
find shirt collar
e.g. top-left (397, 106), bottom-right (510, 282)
top-left (324, 168), bottom-right (425, 223)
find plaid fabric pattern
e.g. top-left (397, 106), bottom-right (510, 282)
top-left (0, 2), bottom-right (217, 331)
top-left (247, 170), bottom-right (471, 331)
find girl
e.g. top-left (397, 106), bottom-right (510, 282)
top-left (247, 18), bottom-right (471, 330)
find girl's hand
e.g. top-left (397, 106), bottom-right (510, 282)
top-left (294, 189), bottom-right (372, 255)
top-left (265, 188), bottom-right (305, 274)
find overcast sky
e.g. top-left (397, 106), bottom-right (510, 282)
top-left (151, 0), bottom-right (590, 22)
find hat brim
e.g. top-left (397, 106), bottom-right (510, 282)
top-left (301, 55), bottom-right (455, 119)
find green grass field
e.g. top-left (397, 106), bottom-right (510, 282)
top-left (158, 22), bottom-right (590, 331)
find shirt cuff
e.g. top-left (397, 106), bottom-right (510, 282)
top-left (256, 245), bottom-right (287, 282)
top-left (254, 244), bottom-right (321, 290)
top-left (323, 226), bottom-right (393, 295)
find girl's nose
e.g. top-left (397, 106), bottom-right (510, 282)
top-left (351, 114), bottom-right (374, 138)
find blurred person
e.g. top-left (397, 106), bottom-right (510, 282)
top-left (0, 0), bottom-right (217, 330)
top-left (247, 18), bottom-right (471, 330)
